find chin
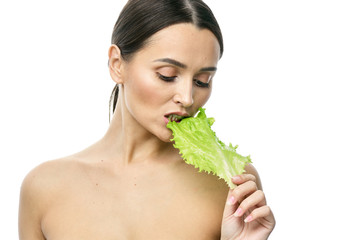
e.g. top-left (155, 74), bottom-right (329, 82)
top-left (156, 129), bottom-right (174, 143)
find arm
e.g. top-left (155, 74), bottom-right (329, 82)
top-left (19, 168), bottom-right (47, 240)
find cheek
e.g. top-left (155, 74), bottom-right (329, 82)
top-left (194, 88), bottom-right (212, 108)
top-left (125, 71), bottom-right (168, 109)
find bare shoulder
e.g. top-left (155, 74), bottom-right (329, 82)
top-left (19, 157), bottom-right (81, 239)
top-left (21, 158), bottom-right (80, 194)
top-left (20, 157), bottom-right (83, 209)
top-left (245, 163), bottom-right (263, 190)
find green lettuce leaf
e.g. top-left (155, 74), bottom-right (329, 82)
top-left (167, 108), bottom-right (251, 189)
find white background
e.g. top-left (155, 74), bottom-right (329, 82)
top-left (1, 0), bottom-right (359, 239)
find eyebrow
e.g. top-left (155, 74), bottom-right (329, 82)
top-left (154, 58), bottom-right (217, 72)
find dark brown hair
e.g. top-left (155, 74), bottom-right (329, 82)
top-left (109, 0), bottom-right (223, 120)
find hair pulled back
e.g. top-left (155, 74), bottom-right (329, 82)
top-left (109, 0), bottom-right (223, 120)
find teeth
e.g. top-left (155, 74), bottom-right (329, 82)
top-left (168, 114), bottom-right (183, 122)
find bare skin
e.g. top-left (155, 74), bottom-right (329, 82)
top-left (19, 23), bottom-right (275, 240)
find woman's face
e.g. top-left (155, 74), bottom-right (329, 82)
top-left (120, 23), bottom-right (220, 142)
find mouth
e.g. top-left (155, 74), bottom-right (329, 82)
top-left (166, 114), bottom-right (189, 123)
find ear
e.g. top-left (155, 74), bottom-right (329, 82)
top-left (108, 44), bottom-right (125, 84)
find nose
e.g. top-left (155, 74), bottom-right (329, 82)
top-left (173, 79), bottom-right (194, 107)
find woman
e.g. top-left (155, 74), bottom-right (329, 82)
top-left (19, 0), bottom-right (275, 239)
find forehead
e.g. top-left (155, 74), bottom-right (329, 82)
top-left (132, 23), bottom-right (221, 68)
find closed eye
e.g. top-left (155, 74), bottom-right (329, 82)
top-left (157, 73), bottom-right (176, 82)
top-left (194, 79), bottom-right (210, 88)
top-left (158, 73), bottom-right (210, 88)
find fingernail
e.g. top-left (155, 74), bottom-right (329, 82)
top-left (231, 176), bottom-right (241, 181)
top-left (244, 215), bottom-right (253, 223)
top-left (234, 208), bottom-right (243, 217)
top-left (227, 196), bottom-right (236, 205)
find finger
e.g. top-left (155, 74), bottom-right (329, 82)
top-left (231, 174), bottom-right (256, 186)
top-left (234, 190), bottom-right (266, 217)
top-left (224, 175), bottom-right (259, 219)
top-left (230, 180), bottom-right (258, 206)
top-left (223, 189), bottom-right (239, 219)
top-left (244, 205), bottom-right (274, 226)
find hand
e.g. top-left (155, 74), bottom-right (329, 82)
top-left (221, 174), bottom-right (275, 240)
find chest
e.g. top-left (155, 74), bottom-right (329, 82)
top-left (41, 165), bottom-right (227, 239)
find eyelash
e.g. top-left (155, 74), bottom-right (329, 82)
top-left (157, 74), bottom-right (210, 88)
top-left (158, 74), bottom-right (176, 82)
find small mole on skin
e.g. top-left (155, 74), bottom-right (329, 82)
top-left (134, 184), bottom-right (137, 186)
top-left (95, 183), bottom-right (99, 186)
